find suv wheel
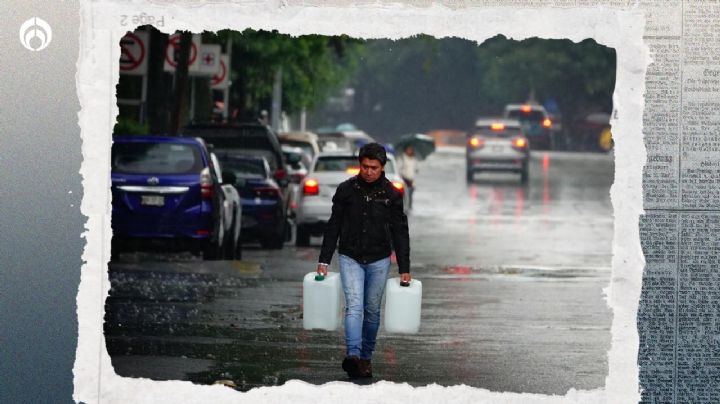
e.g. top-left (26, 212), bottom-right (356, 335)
top-left (235, 236), bottom-right (243, 260)
top-left (202, 238), bottom-right (222, 261)
top-left (223, 229), bottom-right (236, 260)
top-left (261, 210), bottom-right (286, 249)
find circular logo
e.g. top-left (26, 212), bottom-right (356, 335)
top-left (19, 17), bottom-right (52, 52)
top-left (147, 177), bottom-right (160, 185)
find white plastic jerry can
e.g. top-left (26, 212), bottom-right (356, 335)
top-left (383, 278), bottom-right (422, 334)
top-left (303, 272), bottom-right (342, 331)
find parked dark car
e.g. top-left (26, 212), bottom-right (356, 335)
top-left (183, 122), bottom-right (291, 248)
top-left (219, 155), bottom-right (287, 249)
top-left (111, 135), bottom-right (242, 260)
top-left (183, 123), bottom-right (288, 183)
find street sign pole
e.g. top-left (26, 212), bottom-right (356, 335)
top-left (140, 74), bottom-right (148, 124)
top-left (271, 66), bottom-right (282, 130)
top-left (223, 38), bottom-right (232, 120)
top-left (190, 76), bottom-right (195, 123)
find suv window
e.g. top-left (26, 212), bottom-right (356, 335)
top-left (112, 143), bottom-right (203, 174)
top-left (184, 127), bottom-right (274, 150)
top-left (281, 140), bottom-right (315, 158)
top-left (221, 158), bottom-right (267, 179)
top-left (183, 124), bottom-right (284, 171)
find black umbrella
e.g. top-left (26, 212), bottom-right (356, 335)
top-left (394, 133), bottom-right (436, 160)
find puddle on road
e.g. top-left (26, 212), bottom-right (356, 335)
top-left (428, 263), bottom-right (610, 281)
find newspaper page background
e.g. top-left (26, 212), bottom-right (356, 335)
top-left (639, 1), bottom-right (720, 402)
top-left (70, 0), bottom-right (716, 403)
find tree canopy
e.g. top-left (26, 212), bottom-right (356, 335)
top-left (216, 29), bottom-right (364, 119)
top-left (323, 34), bottom-right (616, 140)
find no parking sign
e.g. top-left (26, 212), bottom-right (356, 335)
top-left (119, 31), bottom-right (148, 75)
top-left (163, 33), bottom-right (201, 73)
top-left (211, 54), bottom-right (230, 89)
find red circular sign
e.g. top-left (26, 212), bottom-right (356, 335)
top-left (164, 34), bottom-right (197, 68)
top-left (119, 32), bottom-right (145, 71)
top-left (211, 59), bottom-right (227, 86)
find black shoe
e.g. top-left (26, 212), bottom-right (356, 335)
top-left (358, 358), bottom-right (373, 378)
top-left (342, 355), bottom-right (361, 378)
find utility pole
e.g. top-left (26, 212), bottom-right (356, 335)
top-left (271, 66), bottom-right (282, 130)
top-left (169, 32), bottom-right (192, 136)
top-left (223, 37), bottom-right (232, 121)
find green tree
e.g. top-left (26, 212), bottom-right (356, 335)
top-left (318, 34), bottom-right (615, 143)
top-left (216, 29), bottom-right (364, 121)
top-left (477, 35), bottom-right (616, 133)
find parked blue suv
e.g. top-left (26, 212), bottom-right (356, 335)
top-left (111, 135), bottom-right (241, 260)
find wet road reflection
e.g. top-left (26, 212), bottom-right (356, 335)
top-left (106, 148), bottom-right (615, 394)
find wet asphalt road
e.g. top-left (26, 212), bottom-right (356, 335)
top-left (106, 148), bottom-right (615, 395)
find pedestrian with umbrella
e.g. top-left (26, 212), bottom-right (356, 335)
top-left (394, 133), bottom-right (435, 209)
top-left (396, 144), bottom-right (418, 209)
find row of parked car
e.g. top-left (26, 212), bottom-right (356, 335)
top-left (110, 122), bottom-right (397, 260)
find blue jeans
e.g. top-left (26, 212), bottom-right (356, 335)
top-left (338, 254), bottom-right (391, 360)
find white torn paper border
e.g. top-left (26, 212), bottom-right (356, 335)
top-left (74, 2), bottom-right (648, 403)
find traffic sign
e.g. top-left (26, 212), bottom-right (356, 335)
top-left (211, 54), bottom-right (230, 89)
top-left (198, 44), bottom-right (221, 75)
top-left (163, 33), bottom-right (201, 73)
top-left (119, 31), bottom-right (148, 75)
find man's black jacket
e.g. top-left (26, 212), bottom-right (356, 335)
top-left (319, 172), bottom-right (410, 273)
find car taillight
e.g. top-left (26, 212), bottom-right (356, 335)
top-left (468, 136), bottom-right (485, 149)
top-left (392, 181), bottom-right (404, 194)
top-left (274, 168), bottom-right (287, 181)
top-left (303, 179), bottom-right (319, 196)
top-left (512, 137), bottom-right (529, 151)
top-left (200, 167), bottom-right (213, 200)
top-left (255, 186), bottom-right (281, 198)
top-left (346, 166), bottom-right (360, 175)
top-left (542, 118), bottom-right (552, 128)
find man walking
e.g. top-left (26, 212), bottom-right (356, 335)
top-left (316, 142), bottom-right (411, 378)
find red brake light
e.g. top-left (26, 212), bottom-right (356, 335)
top-left (346, 167), bottom-right (360, 175)
top-left (392, 181), bottom-right (404, 194)
top-left (200, 167), bottom-right (213, 200)
top-left (303, 179), bottom-right (319, 196)
top-left (468, 137), bottom-right (484, 149)
top-left (274, 168), bottom-right (287, 180)
top-left (521, 105), bottom-right (532, 113)
top-left (490, 122), bottom-right (505, 131)
top-left (255, 186), bottom-right (281, 198)
top-left (542, 118), bottom-right (552, 128)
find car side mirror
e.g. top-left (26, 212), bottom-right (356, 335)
top-left (222, 170), bottom-right (237, 186)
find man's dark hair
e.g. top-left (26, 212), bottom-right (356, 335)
top-left (358, 142), bottom-right (387, 166)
